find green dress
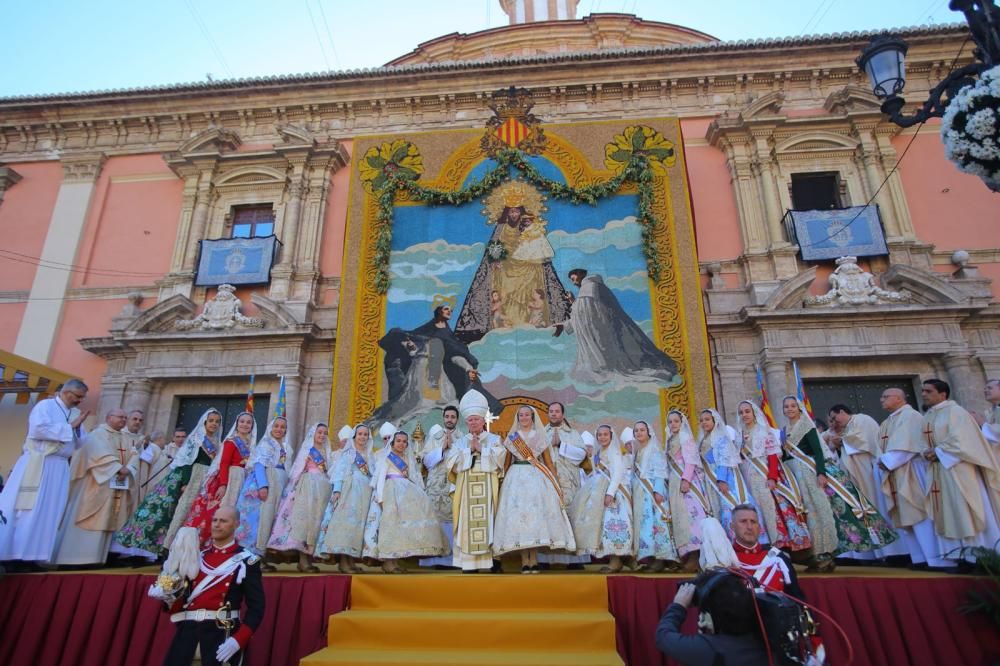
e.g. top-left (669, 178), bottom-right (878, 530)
top-left (111, 447), bottom-right (212, 556)
top-left (788, 428), bottom-right (897, 554)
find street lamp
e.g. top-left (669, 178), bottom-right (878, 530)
top-left (856, 0), bottom-right (1000, 128)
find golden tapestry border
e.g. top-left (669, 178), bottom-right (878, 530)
top-left (331, 118), bottom-right (714, 433)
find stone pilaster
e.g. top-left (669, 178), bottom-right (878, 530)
top-left (0, 165), bottom-right (22, 207)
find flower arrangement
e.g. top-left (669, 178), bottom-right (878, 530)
top-left (485, 240), bottom-right (508, 262)
top-left (941, 65), bottom-right (1000, 192)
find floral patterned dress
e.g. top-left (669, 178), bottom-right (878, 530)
top-left (632, 441), bottom-right (679, 562)
top-left (184, 437), bottom-right (250, 547)
top-left (234, 435), bottom-right (288, 556)
top-left (569, 446), bottom-right (633, 557)
top-left (111, 443), bottom-right (213, 557)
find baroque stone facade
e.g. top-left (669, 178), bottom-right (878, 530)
top-left (0, 11), bottom-right (997, 454)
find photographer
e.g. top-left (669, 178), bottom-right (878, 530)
top-left (655, 572), bottom-right (768, 666)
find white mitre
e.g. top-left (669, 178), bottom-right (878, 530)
top-left (428, 424), bottom-right (444, 440)
top-left (379, 421), bottom-right (397, 440)
top-left (459, 389), bottom-right (489, 419)
top-left (620, 426), bottom-right (634, 444)
top-left (338, 425), bottom-right (354, 443)
top-left (581, 430), bottom-right (596, 451)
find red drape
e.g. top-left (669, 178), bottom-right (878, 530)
top-left (0, 573), bottom-right (350, 666)
top-left (607, 575), bottom-right (1000, 666)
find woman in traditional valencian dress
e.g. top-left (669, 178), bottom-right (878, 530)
top-left (267, 423), bottom-right (333, 572)
top-left (362, 431), bottom-right (446, 573)
top-left (697, 408), bottom-right (768, 545)
top-left (630, 420), bottom-right (679, 572)
top-left (568, 425), bottom-right (633, 573)
top-left (736, 400), bottom-right (811, 553)
top-left (781, 396), bottom-right (897, 570)
top-left (493, 405), bottom-right (576, 573)
top-left (234, 416), bottom-right (289, 567)
top-left (182, 412), bottom-right (256, 547)
top-left (314, 424), bottom-right (375, 573)
top-left (113, 408), bottom-right (222, 558)
top-left (665, 410), bottom-right (711, 571)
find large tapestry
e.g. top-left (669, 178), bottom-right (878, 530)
top-left (332, 97), bottom-right (712, 439)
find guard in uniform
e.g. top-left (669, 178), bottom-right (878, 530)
top-left (153, 506), bottom-right (265, 666)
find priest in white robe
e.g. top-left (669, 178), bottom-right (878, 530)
top-left (538, 401), bottom-right (592, 568)
top-left (974, 379), bottom-right (1000, 446)
top-left (447, 390), bottom-right (504, 572)
top-left (921, 379), bottom-right (1000, 561)
top-left (0, 380), bottom-right (90, 562)
top-left (52, 409), bottom-right (140, 565)
top-left (878, 389), bottom-right (951, 568)
top-left (419, 406), bottom-right (464, 568)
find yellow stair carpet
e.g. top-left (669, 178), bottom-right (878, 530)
top-left (300, 574), bottom-right (625, 666)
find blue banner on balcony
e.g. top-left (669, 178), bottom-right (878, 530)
top-left (194, 236), bottom-right (281, 286)
top-left (786, 206), bottom-right (888, 261)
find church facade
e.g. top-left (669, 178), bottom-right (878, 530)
top-left (0, 4), bottom-right (997, 468)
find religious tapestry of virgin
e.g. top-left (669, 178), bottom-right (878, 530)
top-left (331, 90), bottom-right (713, 437)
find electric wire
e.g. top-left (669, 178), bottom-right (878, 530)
top-left (304, 0), bottom-right (333, 71)
top-left (182, 0), bottom-right (234, 78)
top-left (315, 0), bottom-right (342, 69)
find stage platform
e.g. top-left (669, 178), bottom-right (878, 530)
top-left (1, 565), bottom-right (997, 666)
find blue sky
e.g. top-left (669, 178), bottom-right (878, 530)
top-left (1, 0), bottom-right (957, 97)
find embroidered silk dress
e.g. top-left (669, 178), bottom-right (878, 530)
top-left (315, 433), bottom-right (374, 559)
top-left (492, 414), bottom-right (577, 556)
top-left (234, 421), bottom-right (289, 556)
top-left (568, 433), bottom-right (633, 557)
top-left (112, 409), bottom-right (220, 557)
top-left (632, 435), bottom-right (679, 562)
top-left (737, 400), bottom-right (811, 552)
top-left (666, 413), bottom-right (710, 557)
top-left (697, 409), bottom-right (768, 544)
top-left (184, 434), bottom-right (252, 547)
top-left (362, 449), bottom-right (446, 559)
top-left (268, 426), bottom-right (333, 554)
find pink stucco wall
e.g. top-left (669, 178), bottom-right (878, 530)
top-left (48, 298), bottom-right (128, 402)
top-left (0, 161), bottom-right (63, 291)
top-left (680, 120), bottom-right (743, 263)
top-left (72, 154), bottom-right (182, 289)
top-left (320, 140), bottom-right (353, 281)
top-left (0, 303), bottom-right (26, 350)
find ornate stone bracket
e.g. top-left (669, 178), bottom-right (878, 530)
top-left (175, 284), bottom-right (264, 330)
top-left (0, 165), bottom-right (22, 206)
top-left (805, 256), bottom-right (912, 307)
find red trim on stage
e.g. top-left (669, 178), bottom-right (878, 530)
top-left (1, 572), bottom-right (997, 665)
top-left (607, 575), bottom-right (1000, 666)
top-left (0, 573), bottom-right (350, 666)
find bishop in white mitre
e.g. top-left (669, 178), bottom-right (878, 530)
top-left (921, 380), bottom-right (1000, 561)
top-left (878, 389), bottom-right (951, 568)
top-left (52, 409), bottom-right (140, 565)
top-left (446, 390), bottom-right (504, 572)
top-left (0, 381), bottom-right (90, 562)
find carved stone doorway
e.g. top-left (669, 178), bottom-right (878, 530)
top-left (176, 394), bottom-right (271, 438)
top-left (804, 377), bottom-right (919, 421)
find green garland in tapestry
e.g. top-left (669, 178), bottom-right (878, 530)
top-left (359, 125), bottom-right (677, 294)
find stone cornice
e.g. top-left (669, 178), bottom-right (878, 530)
top-left (0, 25), bottom-right (971, 162)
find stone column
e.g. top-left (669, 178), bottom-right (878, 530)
top-left (98, 379), bottom-right (127, 420)
top-left (751, 132), bottom-right (787, 248)
top-left (943, 352), bottom-right (983, 412)
top-left (278, 179), bottom-right (304, 268)
top-left (14, 154), bottom-right (106, 363)
top-left (284, 375), bottom-right (302, 449)
top-left (763, 359), bottom-right (790, 408)
top-left (124, 378), bottom-right (154, 416)
top-left (182, 178), bottom-right (213, 271)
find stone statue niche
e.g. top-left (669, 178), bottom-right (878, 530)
top-left (805, 256), bottom-right (912, 307)
top-left (175, 284), bottom-right (264, 330)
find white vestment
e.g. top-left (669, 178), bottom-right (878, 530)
top-left (879, 405), bottom-right (951, 568)
top-left (446, 432), bottom-right (504, 571)
top-left (0, 397), bottom-right (84, 561)
top-left (538, 423), bottom-right (591, 565)
top-left (418, 425), bottom-right (463, 567)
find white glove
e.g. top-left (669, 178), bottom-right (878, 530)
top-left (215, 637), bottom-right (240, 663)
top-left (146, 584), bottom-right (168, 601)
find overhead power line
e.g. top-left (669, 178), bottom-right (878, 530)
top-left (182, 0), bottom-right (234, 78)
top-left (304, 0), bottom-right (333, 71)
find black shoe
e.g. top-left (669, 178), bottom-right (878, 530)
top-left (491, 559), bottom-right (503, 573)
top-left (567, 563), bottom-right (585, 571)
top-left (462, 569), bottom-right (478, 574)
top-left (530, 565), bottom-right (541, 574)
top-left (521, 566), bottom-right (531, 574)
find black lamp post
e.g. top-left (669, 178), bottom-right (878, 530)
top-left (856, 0), bottom-right (1000, 128)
